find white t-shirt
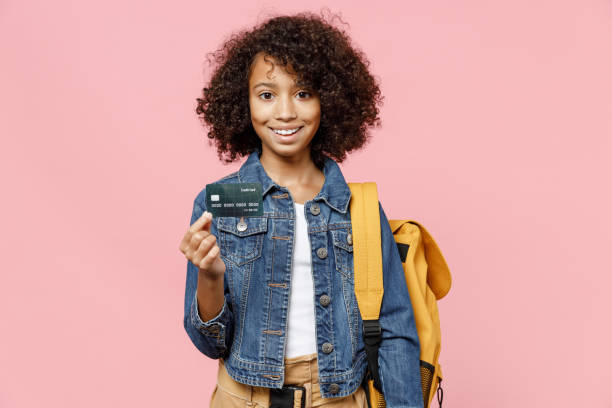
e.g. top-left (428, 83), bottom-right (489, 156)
top-left (285, 202), bottom-right (318, 358)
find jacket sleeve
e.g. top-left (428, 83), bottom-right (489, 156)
top-left (376, 202), bottom-right (423, 408)
top-left (182, 192), bottom-right (234, 359)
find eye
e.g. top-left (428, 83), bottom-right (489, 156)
top-left (258, 92), bottom-right (273, 100)
top-left (297, 91), bottom-right (311, 99)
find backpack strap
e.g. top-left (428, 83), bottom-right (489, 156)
top-left (348, 182), bottom-right (384, 393)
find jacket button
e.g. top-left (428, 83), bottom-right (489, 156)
top-left (236, 218), bottom-right (247, 232)
top-left (316, 247), bottom-right (328, 259)
top-left (346, 233), bottom-right (353, 245)
top-left (322, 342), bottom-right (334, 354)
top-left (329, 383), bottom-right (340, 394)
top-left (310, 203), bottom-right (320, 215)
top-left (319, 294), bottom-right (331, 307)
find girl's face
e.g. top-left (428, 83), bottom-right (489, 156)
top-left (248, 52), bottom-right (321, 162)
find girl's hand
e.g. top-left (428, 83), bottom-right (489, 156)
top-left (179, 211), bottom-right (226, 280)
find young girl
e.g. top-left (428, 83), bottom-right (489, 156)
top-left (179, 11), bottom-right (423, 408)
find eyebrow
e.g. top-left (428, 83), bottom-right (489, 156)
top-left (252, 81), bottom-right (309, 90)
top-left (252, 82), bottom-right (278, 89)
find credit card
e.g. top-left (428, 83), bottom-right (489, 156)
top-left (205, 182), bottom-right (263, 217)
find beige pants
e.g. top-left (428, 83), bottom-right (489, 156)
top-left (210, 353), bottom-right (368, 408)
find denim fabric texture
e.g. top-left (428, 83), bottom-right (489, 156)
top-left (183, 149), bottom-right (424, 407)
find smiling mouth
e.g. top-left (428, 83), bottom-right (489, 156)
top-left (270, 126), bottom-right (303, 136)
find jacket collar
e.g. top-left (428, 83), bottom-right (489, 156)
top-left (237, 149), bottom-right (352, 214)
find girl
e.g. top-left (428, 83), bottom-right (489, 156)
top-left (179, 11), bottom-right (423, 408)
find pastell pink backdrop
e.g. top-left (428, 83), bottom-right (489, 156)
top-left (1, 0), bottom-right (611, 407)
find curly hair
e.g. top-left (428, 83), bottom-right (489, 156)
top-left (195, 9), bottom-right (383, 168)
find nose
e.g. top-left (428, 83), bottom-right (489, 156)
top-left (275, 95), bottom-right (297, 121)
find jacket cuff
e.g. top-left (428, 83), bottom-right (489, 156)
top-left (190, 293), bottom-right (229, 346)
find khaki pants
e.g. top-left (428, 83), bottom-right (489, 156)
top-left (210, 353), bottom-right (368, 407)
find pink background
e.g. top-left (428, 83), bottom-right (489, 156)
top-left (1, 0), bottom-right (611, 406)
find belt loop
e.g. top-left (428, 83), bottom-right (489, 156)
top-left (293, 389), bottom-right (302, 408)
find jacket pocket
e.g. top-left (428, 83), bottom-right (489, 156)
top-left (331, 227), bottom-right (354, 279)
top-left (217, 216), bottom-right (267, 266)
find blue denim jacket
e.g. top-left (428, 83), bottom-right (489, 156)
top-left (183, 150), bottom-right (423, 407)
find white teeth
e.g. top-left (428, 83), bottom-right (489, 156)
top-left (273, 127), bottom-right (300, 135)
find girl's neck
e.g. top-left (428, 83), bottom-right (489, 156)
top-left (258, 148), bottom-right (325, 204)
top-left (259, 149), bottom-right (318, 185)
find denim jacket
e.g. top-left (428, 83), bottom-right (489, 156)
top-left (183, 150), bottom-right (423, 408)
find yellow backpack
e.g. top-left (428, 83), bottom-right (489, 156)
top-left (348, 182), bottom-right (452, 408)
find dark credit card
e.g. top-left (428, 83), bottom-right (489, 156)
top-left (205, 182), bottom-right (263, 217)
